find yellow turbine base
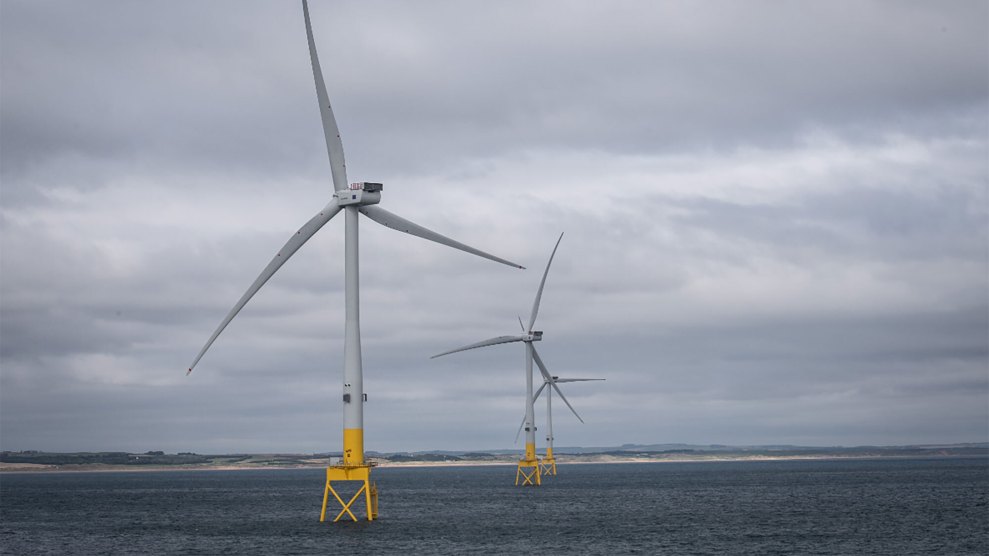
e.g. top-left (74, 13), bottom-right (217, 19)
top-left (515, 458), bottom-right (542, 486)
top-left (540, 455), bottom-right (557, 476)
top-left (320, 464), bottom-right (378, 522)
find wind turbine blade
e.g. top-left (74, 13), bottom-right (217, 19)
top-left (430, 335), bottom-right (525, 359)
top-left (553, 378), bottom-right (605, 383)
top-left (516, 382), bottom-right (546, 443)
top-left (303, 0), bottom-right (347, 192)
top-left (188, 199), bottom-right (341, 374)
top-left (533, 382), bottom-right (548, 403)
top-left (359, 205), bottom-right (524, 269)
top-left (531, 346), bottom-right (583, 423)
top-left (514, 414), bottom-right (526, 444)
top-left (527, 232), bottom-right (563, 331)
top-left (530, 345), bottom-right (553, 383)
top-left (548, 380), bottom-right (582, 423)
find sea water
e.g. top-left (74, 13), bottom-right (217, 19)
top-left (1, 458), bottom-right (986, 555)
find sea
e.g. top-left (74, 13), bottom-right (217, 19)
top-left (1, 458), bottom-right (986, 555)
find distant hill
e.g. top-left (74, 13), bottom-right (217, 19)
top-left (378, 442), bottom-right (989, 458)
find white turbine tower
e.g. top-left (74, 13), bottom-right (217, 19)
top-left (188, 0), bottom-right (523, 522)
top-left (432, 233), bottom-right (572, 486)
top-left (519, 376), bottom-right (604, 476)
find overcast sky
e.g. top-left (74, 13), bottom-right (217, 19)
top-left (2, 0), bottom-right (986, 454)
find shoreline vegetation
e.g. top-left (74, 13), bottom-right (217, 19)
top-left (2, 444), bottom-right (985, 474)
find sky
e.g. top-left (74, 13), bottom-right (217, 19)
top-left (1, 0), bottom-right (986, 454)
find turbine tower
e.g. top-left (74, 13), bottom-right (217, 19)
top-left (521, 375), bottom-right (604, 476)
top-left (432, 233), bottom-right (570, 486)
top-left (188, 0), bottom-right (523, 522)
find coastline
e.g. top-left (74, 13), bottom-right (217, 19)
top-left (2, 453), bottom-right (980, 474)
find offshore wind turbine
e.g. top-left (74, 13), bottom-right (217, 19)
top-left (432, 233), bottom-right (569, 486)
top-left (188, 0), bottom-right (523, 522)
top-left (522, 375), bottom-right (604, 476)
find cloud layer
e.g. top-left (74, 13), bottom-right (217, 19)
top-left (2, 0), bottom-right (986, 453)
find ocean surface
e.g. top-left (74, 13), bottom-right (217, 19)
top-left (1, 458), bottom-right (986, 555)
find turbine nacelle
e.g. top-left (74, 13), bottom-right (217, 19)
top-left (336, 182), bottom-right (383, 207)
top-left (524, 331), bottom-right (543, 342)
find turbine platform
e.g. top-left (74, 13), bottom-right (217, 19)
top-left (515, 457), bottom-right (542, 486)
top-left (320, 462), bottom-right (378, 522)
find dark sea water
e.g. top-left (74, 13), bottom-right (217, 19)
top-left (1, 458), bottom-right (986, 555)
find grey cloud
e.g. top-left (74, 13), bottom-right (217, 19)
top-left (663, 183), bottom-right (986, 264)
top-left (1, 0), bottom-right (985, 453)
